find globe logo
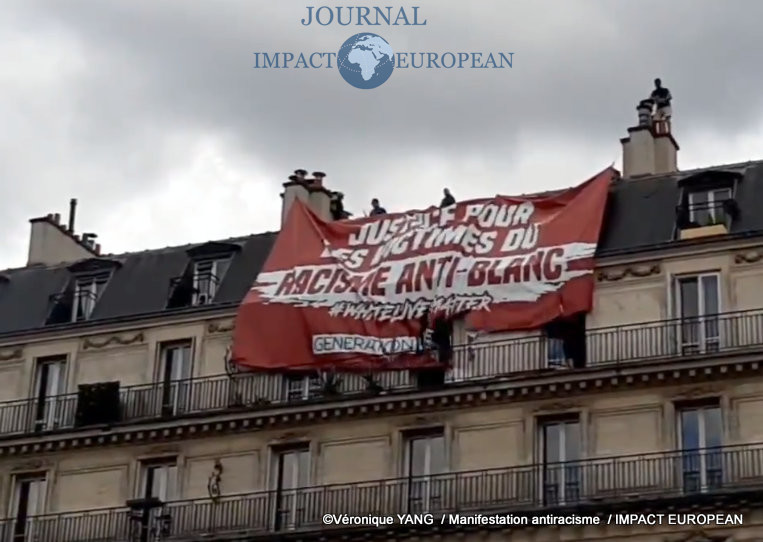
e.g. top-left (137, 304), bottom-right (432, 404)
top-left (337, 33), bottom-right (394, 90)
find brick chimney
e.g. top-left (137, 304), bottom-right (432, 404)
top-left (27, 199), bottom-right (100, 266)
top-left (621, 99), bottom-right (679, 178)
top-left (281, 169), bottom-right (334, 225)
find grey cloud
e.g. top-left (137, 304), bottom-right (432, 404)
top-left (1, 0), bottom-right (762, 268)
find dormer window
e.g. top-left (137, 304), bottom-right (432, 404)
top-left (675, 170), bottom-right (742, 241)
top-left (72, 273), bottom-right (109, 321)
top-left (192, 258), bottom-right (230, 306)
top-left (45, 258), bottom-right (120, 326)
top-left (167, 241), bottom-right (240, 309)
top-left (687, 188), bottom-right (731, 227)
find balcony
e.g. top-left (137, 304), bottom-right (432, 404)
top-left (676, 198), bottom-right (738, 240)
top-left (4, 443), bottom-right (763, 541)
top-left (1, 309), bottom-right (763, 439)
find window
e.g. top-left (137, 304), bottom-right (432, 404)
top-left (271, 447), bottom-right (310, 530)
top-left (688, 188), bottom-right (731, 227)
top-left (9, 474), bottom-right (47, 542)
top-left (539, 418), bottom-right (580, 505)
top-left (284, 374), bottom-right (321, 402)
top-left (71, 274), bottom-right (108, 321)
top-left (192, 258), bottom-right (230, 305)
top-left (674, 274), bottom-right (720, 354)
top-left (404, 431), bottom-right (446, 512)
top-left (678, 403), bottom-right (722, 492)
top-left (139, 460), bottom-right (178, 503)
top-left (32, 356), bottom-right (67, 432)
top-left (158, 341), bottom-right (193, 416)
top-left (543, 314), bottom-right (587, 369)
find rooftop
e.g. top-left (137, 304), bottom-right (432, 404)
top-left (1, 158), bottom-right (762, 340)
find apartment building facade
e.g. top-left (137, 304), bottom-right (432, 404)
top-left (0, 112), bottom-right (762, 542)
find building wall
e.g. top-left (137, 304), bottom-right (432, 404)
top-left (1, 245), bottom-right (762, 404)
top-left (1, 376), bottom-right (761, 514)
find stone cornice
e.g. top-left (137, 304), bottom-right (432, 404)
top-left (0, 351), bottom-right (760, 457)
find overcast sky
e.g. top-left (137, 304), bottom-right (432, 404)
top-left (1, 0), bottom-right (762, 270)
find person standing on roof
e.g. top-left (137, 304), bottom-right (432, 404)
top-left (650, 78), bottom-right (672, 120)
top-left (370, 198), bottom-right (387, 216)
top-left (440, 188), bottom-right (456, 208)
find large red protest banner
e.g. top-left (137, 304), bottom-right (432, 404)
top-left (231, 167), bottom-right (615, 371)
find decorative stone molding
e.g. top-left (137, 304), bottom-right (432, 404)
top-left (82, 331), bottom-right (145, 350)
top-left (597, 264), bottom-right (661, 282)
top-left (533, 400), bottom-right (581, 413)
top-left (0, 354), bottom-right (761, 457)
top-left (207, 321), bottom-right (234, 334)
top-left (734, 249), bottom-right (763, 265)
top-left (11, 458), bottom-right (52, 471)
top-left (670, 384), bottom-right (724, 400)
top-left (0, 347), bottom-right (23, 362)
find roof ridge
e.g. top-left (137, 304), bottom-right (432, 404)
top-left (0, 230), bottom-right (280, 275)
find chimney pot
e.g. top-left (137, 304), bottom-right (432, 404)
top-left (294, 169), bottom-right (307, 181)
top-left (68, 198), bottom-right (78, 233)
top-left (52, 213), bottom-right (61, 225)
top-left (288, 174), bottom-right (300, 182)
top-left (95, 243), bottom-right (101, 255)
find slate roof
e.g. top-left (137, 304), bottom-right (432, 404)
top-left (1, 159), bottom-right (762, 339)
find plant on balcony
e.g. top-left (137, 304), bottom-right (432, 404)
top-left (320, 372), bottom-right (343, 397)
top-left (363, 374), bottom-right (384, 394)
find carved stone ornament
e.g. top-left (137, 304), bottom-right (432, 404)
top-left (533, 401), bottom-right (580, 413)
top-left (734, 249), bottom-right (763, 264)
top-left (597, 264), bottom-right (661, 282)
top-left (0, 347), bottom-right (23, 362)
top-left (82, 331), bottom-right (145, 350)
top-left (207, 459), bottom-right (223, 502)
top-left (207, 321), bottom-right (234, 334)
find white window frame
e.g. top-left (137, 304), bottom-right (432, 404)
top-left (404, 431), bottom-right (446, 512)
top-left (32, 357), bottom-right (67, 431)
top-left (270, 446), bottom-right (311, 530)
top-left (284, 374), bottom-right (321, 401)
top-left (688, 188), bottom-right (731, 225)
top-left (158, 341), bottom-right (193, 415)
top-left (672, 272), bottom-right (722, 353)
top-left (9, 473), bottom-right (48, 542)
top-left (139, 460), bottom-right (178, 503)
top-left (677, 404), bottom-right (723, 491)
top-left (71, 277), bottom-right (101, 321)
top-left (192, 259), bottom-right (229, 305)
top-left (538, 419), bottom-right (581, 506)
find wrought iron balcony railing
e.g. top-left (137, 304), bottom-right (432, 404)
top-left (4, 443), bottom-right (763, 541)
top-left (1, 308), bottom-right (762, 438)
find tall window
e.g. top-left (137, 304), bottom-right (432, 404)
top-left (688, 188), bottom-right (731, 226)
top-left (139, 459), bottom-right (178, 503)
top-left (404, 431), bottom-right (446, 512)
top-left (675, 274), bottom-right (720, 354)
top-left (10, 474), bottom-right (47, 542)
top-left (159, 341), bottom-right (193, 416)
top-left (71, 274), bottom-right (108, 321)
top-left (678, 403), bottom-right (723, 492)
top-left (32, 356), bottom-right (67, 432)
top-left (539, 418), bottom-right (580, 505)
top-left (271, 447), bottom-right (310, 530)
top-left (284, 374), bottom-right (321, 402)
top-left (192, 259), bottom-right (230, 305)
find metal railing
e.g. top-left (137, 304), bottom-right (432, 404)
top-left (1, 309), bottom-right (763, 438)
top-left (4, 443), bottom-right (763, 541)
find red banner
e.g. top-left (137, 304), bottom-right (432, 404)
top-left (231, 167), bottom-right (615, 371)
